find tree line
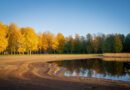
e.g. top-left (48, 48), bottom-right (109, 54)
top-left (0, 22), bottom-right (130, 55)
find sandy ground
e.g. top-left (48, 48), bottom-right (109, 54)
top-left (0, 55), bottom-right (130, 90)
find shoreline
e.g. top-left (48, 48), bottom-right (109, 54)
top-left (0, 62), bottom-right (130, 90)
top-left (0, 54), bottom-right (130, 90)
top-left (31, 62), bottom-right (130, 86)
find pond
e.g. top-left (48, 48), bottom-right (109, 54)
top-left (48, 58), bottom-right (130, 82)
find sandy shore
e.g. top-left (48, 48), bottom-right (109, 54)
top-left (0, 55), bottom-right (130, 90)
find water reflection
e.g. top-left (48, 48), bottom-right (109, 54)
top-left (48, 59), bottom-right (130, 82)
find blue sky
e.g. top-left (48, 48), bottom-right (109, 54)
top-left (0, 0), bottom-right (130, 36)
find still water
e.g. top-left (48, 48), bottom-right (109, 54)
top-left (48, 59), bottom-right (130, 82)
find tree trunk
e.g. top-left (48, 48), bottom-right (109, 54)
top-left (29, 50), bottom-right (31, 55)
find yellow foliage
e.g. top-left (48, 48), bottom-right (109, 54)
top-left (0, 36), bottom-right (8, 52)
top-left (37, 34), bottom-right (43, 50)
top-left (52, 36), bottom-right (59, 51)
top-left (56, 33), bottom-right (65, 52)
top-left (41, 32), bottom-right (54, 51)
top-left (8, 23), bottom-right (21, 52)
top-left (0, 23), bottom-right (8, 52)
top-left (21, 27), bottom-right (38, 53)
top-left (41, 33), bottom-right (49, 51)
top-left (17, 47), bottom-right (25, 53)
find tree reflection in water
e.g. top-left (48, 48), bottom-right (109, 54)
top-left (48, 59), bottom-right (130, 82)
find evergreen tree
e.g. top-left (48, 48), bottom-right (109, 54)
top-left (86, 33), bottom-right (94, 53)
top-left (124, 34), bottom-right (130, 52)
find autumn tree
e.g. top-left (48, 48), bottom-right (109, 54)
top-left (56, 33), bottom-right (65, 53)
top-left (0, 22), bottom-right (8, 54)
top-left (45, 32), bottom-right (54, 53)
top-left (93, 34), bottom-right (104, 53)
top-left (1, 22), bottom-right (130, 54)
top-left (41, 32), bottom-right (49, 53)
top-left (8, 23), bottom-right (23, 54)
top-left (41, 32), bottom-right (54, 53)
top-left (114, 34), bottom-right (123, 53)
top-left (52, 35), bottom-right (59, 53)
top-left (37, 34), bottom-right (43, 53)
top-left (17, 30), bottom-right (25, 54)
top-left (21, 27), bottom-right (38, 54)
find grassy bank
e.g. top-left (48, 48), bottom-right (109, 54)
top-left (103, 53), bottom-right (130, 58)
top-left (0, 53), bottom-right (130, 62)
top-left (0, 54), bottom-right (101, 63)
